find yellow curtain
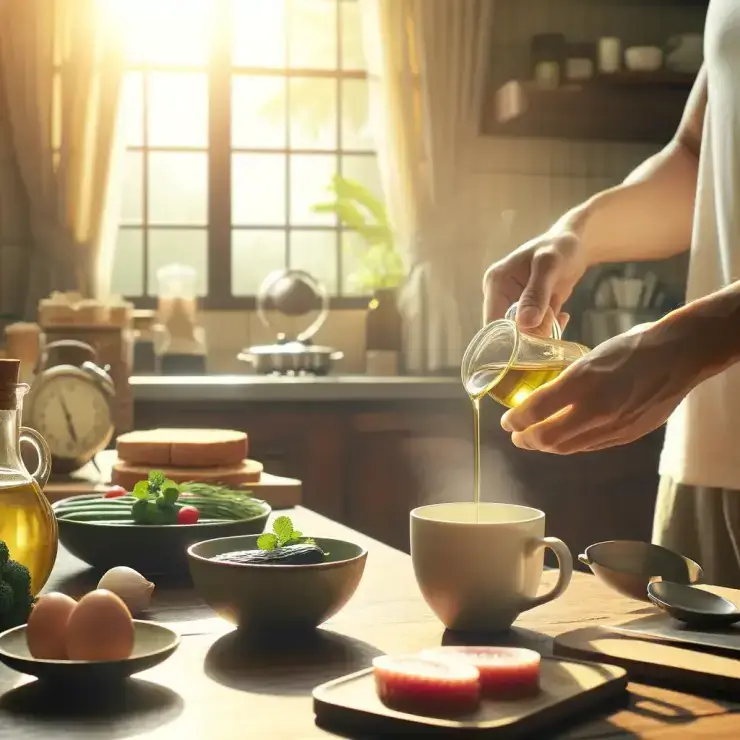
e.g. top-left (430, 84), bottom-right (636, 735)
top-left (361, 0), bottom-right (493, 372)
top-left (0, 0), bottom-right (125, 316)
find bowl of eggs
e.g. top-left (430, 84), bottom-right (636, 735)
top-left (0, 589), bottom-right (179, 683)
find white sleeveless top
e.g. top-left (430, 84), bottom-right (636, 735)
top-left (659, 0), bottom-right (740, 489)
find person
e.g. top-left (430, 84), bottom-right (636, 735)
top-left (482, 2), bottom-right (740, 587)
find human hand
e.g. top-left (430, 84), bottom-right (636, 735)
top-left (499, 320), bottom-right (704, 454)
top-left (482, 228), bottom-right (588, 333)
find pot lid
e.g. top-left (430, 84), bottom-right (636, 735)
top-left (256, 269), bottom-right (329, 343)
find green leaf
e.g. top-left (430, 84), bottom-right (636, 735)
top-left (162, 487), bottom-right (180, 505)
top-left (132, 481), bottom-right (151, 500)
top-left (148, 470), bottom-right (166, 489)
top-left (257, 533), bottom-right (278, 551)
top-left (301, 536), bottom-right (316, 546)
top-left (272, 516), bottom-right (295, 544)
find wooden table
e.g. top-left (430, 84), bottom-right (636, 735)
top-left (1, 508), bottom-right (738, 739)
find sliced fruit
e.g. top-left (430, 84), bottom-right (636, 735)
top-left (420, 646), bottom-right (541, 698)
top-left (372, 654), bottom-right (481, 716)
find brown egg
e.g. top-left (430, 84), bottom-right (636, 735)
top-left (26, 592), bottom-right (77, 660)
top-left (65, 589), bottom-right (134, 662)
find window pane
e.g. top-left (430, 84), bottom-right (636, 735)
top-left (120, 152), bottom-right (143, 224)
top-left (232, 76), bottom-right (286, 149)
top-left (148, 152), bottom-right (208, 225)
top-left (111, 229), bottom-right (144, 296)
top-left (342, 154), bottom-right (383, 202)
top-left (290, 154), bottom-right (337, 225)
top-left (147, 229), bottom-right (208, 295)
top-left (288, 0), bottom-right (337, 69)
top-left (290, 230), bottom-right (337, 293)
top-left (233, 0), bottom-right (286, 67)
top-left (122, 0), bottom-right (210, 66)
top-left (232, 230), bottom-right (286, 295)
top-left (232, 154), bottom-right (286, 225)
top-left (340, 0), bottom-right (367, 70)
top-left (122, 72), bottom-right (144, 147)
top-left (148, 72), bottom-right (208, 147)
top-left (341, 79), bottom-right (372, 150)
top-left (289, 78), bottom-right (337, 149)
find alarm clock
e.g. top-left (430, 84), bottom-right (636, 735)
top-left (25, 340), bottom-right (116, 475)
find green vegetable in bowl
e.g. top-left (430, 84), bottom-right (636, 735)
top-left (52, 474), bottom-right (269, 525)
top-left (0, 540), bottom-right (34, 631)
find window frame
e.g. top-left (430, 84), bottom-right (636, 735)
top-left (116, 0), bottom-right (376, 311)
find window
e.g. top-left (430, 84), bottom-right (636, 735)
top-left (111, 0), bottom-right (379, 308)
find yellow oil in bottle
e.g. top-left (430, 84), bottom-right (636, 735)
top-left (0, 478), bottom-right (58, 595)
top-left (467, 361), bottom-right (570, 518)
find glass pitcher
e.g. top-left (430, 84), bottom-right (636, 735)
top-left (461, 302), bottom-right (589, 409)
top-left (0, 375), bottom-right (56, 595)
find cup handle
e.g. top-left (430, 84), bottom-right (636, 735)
top-left (20, 426), bottom-right (52, 489)
top-left (521, 536), bottom-right (573, 611)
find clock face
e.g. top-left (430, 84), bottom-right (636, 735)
top-left (29, 373), bottom-right (114, 462)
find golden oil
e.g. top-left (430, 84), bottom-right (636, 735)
top-left (0, 479), bottom-right (58, 595)
top-left (467, 361), bottom-right (570, 517)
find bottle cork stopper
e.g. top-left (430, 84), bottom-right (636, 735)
top-left (0, 359), bottom-right (20, 387)
top-left (0, 359), bottom-right (20, 411)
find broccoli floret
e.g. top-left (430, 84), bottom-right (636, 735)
top-left (0, 556), bottom-right (34, 631)
top-left (3, 560), bottom-right (31, 596)
top-left (0, 582), bottom-right (13, 616)
top-left (0, 541), bottom-right (9, 567)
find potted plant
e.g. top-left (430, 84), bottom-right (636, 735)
top-left (313, 174), bottom-right (405, 355)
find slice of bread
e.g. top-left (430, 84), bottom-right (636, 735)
top-left (111, 459), bottom-right (263, 491)
top-left (116, 429), bottom-right (248, 468)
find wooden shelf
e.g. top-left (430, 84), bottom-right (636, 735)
top-left (482, 73), bottom-right (697, 144)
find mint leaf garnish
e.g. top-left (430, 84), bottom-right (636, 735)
top-left (257, 516), bottom-right (318, 552)
top-left (257, 533), bottom-right (278, 551)
top-left (272, 516), bottom-right (294, 545)
top-left (133, 481), bottom-right (151, 500)
top-left (148, 470), bottom-right (166, 489)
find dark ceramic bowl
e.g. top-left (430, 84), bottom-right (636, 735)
top-left (579, 540), bottom-right (703, 602)
top-left (54, 495), bottom-right (271, 576)
top-left (187, 535), bottom-right (367, 632)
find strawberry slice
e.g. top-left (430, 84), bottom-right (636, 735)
top-left (420, 646), bottom-right (541, 698)
top-left (373, 654), bottom-right (481, 716)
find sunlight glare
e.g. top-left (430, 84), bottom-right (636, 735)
top-left (107, 0), bottom-right (211, 65)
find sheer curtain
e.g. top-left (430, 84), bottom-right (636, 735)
top-left (361, 0), bottom-right (494, 372)
top-left (0, 0), bottom-right (125, 318)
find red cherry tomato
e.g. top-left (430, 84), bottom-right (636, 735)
top-left (177, 505), bottom-right (200, 525)
top-left (104, 486), bottom-right (128, 498)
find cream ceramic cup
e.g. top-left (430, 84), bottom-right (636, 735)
top-left (411, 502), bottom-right (573, 632)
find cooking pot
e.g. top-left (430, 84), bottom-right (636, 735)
top-left (238, 269), bottom-right (343, 375)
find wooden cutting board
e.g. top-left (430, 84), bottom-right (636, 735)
top-left (313, 658), bottom-right (628, 737)
top-left (43, 451), bottom-right (302, 509)
top-left (553, 625), bottom-right (740, 699)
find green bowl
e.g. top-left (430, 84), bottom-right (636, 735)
top-left (187, 535), bottom-right (367, 632)
top-left (54, 495), bottom-right (271, 576)
top-left (0, 620), bottom-right (179, 684)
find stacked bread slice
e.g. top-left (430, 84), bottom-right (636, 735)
top-left (112, 429), bottom-right (263, 490)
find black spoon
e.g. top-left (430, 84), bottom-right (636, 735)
top-left (647, 580), bottom-right (740, 628)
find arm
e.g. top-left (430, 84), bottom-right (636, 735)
top-left (555, 65), bottom-right (707, 267)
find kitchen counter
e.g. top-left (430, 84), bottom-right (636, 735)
top-left (130, 374), bottom-right (464, 403)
